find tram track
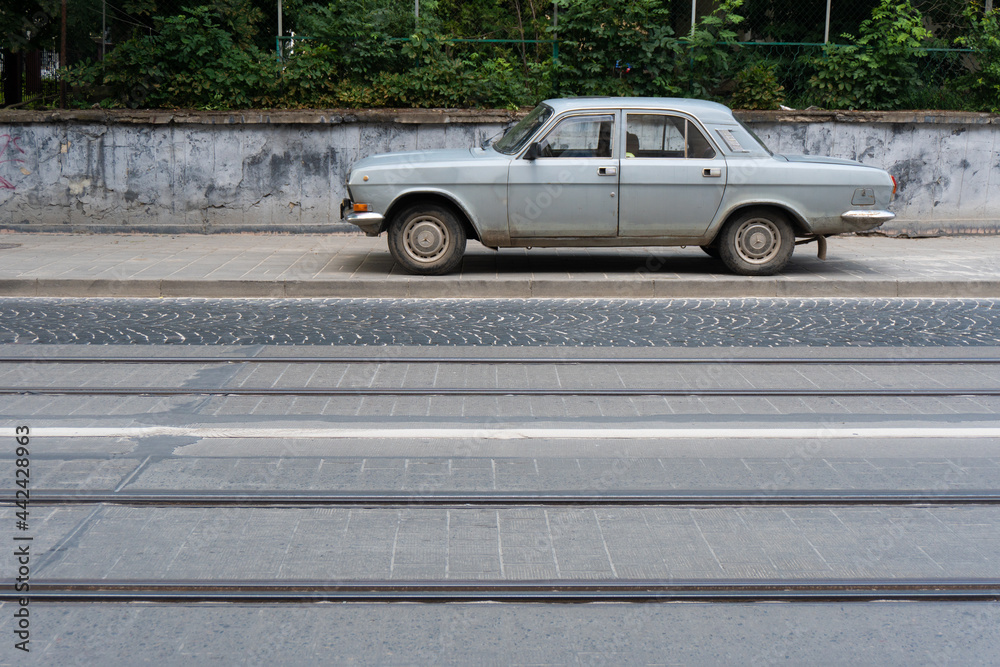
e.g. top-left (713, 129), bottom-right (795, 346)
top-left (9, 489), bottom-right (1000, 507)
top-left (6, 346), bottom-right (1000, 616)
top-left (1, 355), bottom-right (999, 365)
top-left (5, 386), bottom-right (1000, 397)
top-left (5, 579), bottom-right (1000, 603)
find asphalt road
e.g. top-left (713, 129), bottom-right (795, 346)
top-left (1, 297), bottom-right (999, 665)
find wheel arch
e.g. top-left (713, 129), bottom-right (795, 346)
top-left (384, 191), bottom-right (482, 243)
top-left (712, 202), bottom-right (812, 242)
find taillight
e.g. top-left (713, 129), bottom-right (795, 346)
top-left (891, 175), bottom-right (898, 197)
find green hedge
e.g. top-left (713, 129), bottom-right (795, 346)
top-left (66, 0), bottom-right (1000, 112)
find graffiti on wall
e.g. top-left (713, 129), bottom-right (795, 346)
top-left (1, 135), bottom-right (26, 190)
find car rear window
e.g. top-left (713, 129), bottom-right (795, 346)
top-left (625, 114), bottom-right (716, 159)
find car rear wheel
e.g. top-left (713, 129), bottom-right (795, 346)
top-left (718, 209), bottom-right (794, 276)
top-left (388, 203), bottom-right (467, 275)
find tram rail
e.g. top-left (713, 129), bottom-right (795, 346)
top-left (5, 579), bottom-right (1000, 603)
top-left (10, 490), bottom-right (1000, 507)
top-left (1, 355), bottom-right (998, 365)
top-left (4, 386), bottom-right (1000, 397)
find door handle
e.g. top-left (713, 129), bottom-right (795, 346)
top-left (598, 166), bottom-right (617, 176)
top-left (703, 168), bottom-right (722, 177)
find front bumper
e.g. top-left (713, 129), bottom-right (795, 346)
top-left (341, 198), bottom-right (385, 236)
top-left (840, 209), bottom-right (896, 230)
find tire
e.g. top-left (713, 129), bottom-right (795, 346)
top-left (718, 209), bottom-right (794, 276)
top-left (387, 203), bottom-right (467, 275)
top-left (700, 244), bottom-right (721, 259)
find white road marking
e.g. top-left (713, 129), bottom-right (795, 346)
top-left (12, 426), bottom-right (1000, 440)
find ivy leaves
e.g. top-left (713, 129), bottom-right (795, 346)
top-left (805, 0), bottom-right (932, 110)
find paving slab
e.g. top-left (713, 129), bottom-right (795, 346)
top-left (3, 601), bottom-right (998, 666)
top-left (9, 505), bottom-right (1000, 581)
top-left (7, 452), bottom-right (1000, 494)
top-left (0, 233), bottom-right (999, 297)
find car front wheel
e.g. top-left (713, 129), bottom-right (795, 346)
top-left (387, 203), bottom-right (467, 275)
top-left (718, 209), bottom-right (794, 276)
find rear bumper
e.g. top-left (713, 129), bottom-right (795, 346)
top-left (341, 198), bottom-right (385, 235)
top-left (840, 209), bottom-right (895, 229)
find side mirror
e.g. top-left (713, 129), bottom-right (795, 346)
top-left (523, 143), bottom-right (540, 161)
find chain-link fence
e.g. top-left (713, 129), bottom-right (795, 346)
top-left (1, 0), bottom-right (993, 109)
top-left (732, 0), bottom-right (978, 109)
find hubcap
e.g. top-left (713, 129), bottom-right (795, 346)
top-left (735, 219), bottom-right (781, 264)
top-left (403, 216), bottom-right (449, 263)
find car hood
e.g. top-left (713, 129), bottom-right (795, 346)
top-left (352, 148), bottom-right (494, 170)
top-left (774, 153), bottom-right (875, 168)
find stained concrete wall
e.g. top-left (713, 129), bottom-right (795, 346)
top-left (0, 108), bottom-right (998, 235)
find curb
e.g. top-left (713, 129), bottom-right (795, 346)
top-left (2, 278), bottom-right (999, 299)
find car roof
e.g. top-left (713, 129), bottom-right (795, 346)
top-left (540, 97), bottom-right (736, 124)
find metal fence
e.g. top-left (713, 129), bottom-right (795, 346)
top-left (0, 50), bottom-right (60, 108)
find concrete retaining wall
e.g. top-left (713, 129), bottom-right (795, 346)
top-left (1, 108), bottom-right (998, 235)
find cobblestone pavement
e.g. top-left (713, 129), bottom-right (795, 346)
top-left (2, 297), bottom-right (1000, 346)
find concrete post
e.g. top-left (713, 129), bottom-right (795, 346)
top-left (824, 0), bottom-right (832, 43)
top-left (60, 0), bottom-right (66, 108)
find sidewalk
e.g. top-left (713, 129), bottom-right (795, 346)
top-left (0, 232), bottom-right (998, 298)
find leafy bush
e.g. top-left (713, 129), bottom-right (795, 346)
top-left (679, 0), bottom-right (746, 100)
top-left (279, 6), bottom-right (535, 109)
top-left (354, 31), bottom-right (532, 109)
top-left (62, 0), bottom-right (997, 112)
top-left (955, 2), bottom-right (1000, 113)
top-left (804, 0), bottom-right (931, 110)
top-left (292, 0), bottom-right (413, 78)
top-left (731, 62), bottom-right (786, 109)
top-left (68, 5), bottom-right (275, 109)
top-left (550, 0), bottom-right (681, 97)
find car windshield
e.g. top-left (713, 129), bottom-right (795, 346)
top-left (494, 104), bottom-right (553, 155)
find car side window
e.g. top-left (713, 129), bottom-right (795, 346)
top-left (625, 114), bottom-right (717, 159)
top-left (536, 114), bottom-right (614, 158)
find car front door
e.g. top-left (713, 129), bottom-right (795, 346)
top-left (618, 111), bottom-right (727, 238)
top-left (507, 112), bottom-right (620, 238)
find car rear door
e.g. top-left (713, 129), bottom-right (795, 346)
top-left (618, 111), bottom-right (727, 237)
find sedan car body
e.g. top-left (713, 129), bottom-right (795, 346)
top-left (342, 97), bottom-right (896, 275)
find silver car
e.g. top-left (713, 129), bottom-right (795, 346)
top-left (341, 97), bottom-right (896, 275)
